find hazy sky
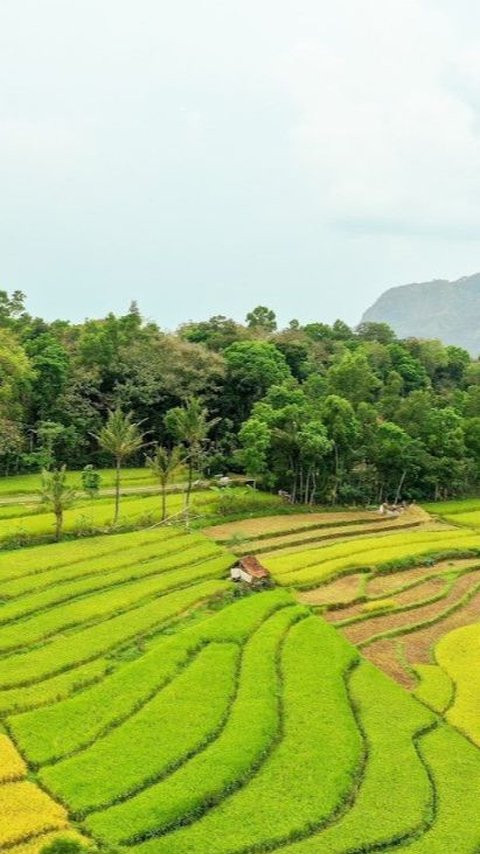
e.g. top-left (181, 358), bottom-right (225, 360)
top-left (2, 0), bottom-right (480, 329)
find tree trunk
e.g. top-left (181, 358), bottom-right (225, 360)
top-left (161, 482), bottom-right (167, 521)
top-left (186, 457), bottom-right (193, 509)
top-left (55, 509), bottom-right (62, 542)
top-left (394, 469), bottom-right (407, 506)
top-left (304, 468), bottom-right (311, 505)
top-left (331, 445), bottom-right (340, 505)
top-left (114, 456), bottom-right (121, 524)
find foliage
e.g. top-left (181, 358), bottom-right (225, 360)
top-left (145, 444), bottom-right (183, 519)
top-left (96, 409), bottom-right (144, 522)
top-left (80, 464), bottom-right (101, 497)
top-left (40, 465), bottom-right (77, 541)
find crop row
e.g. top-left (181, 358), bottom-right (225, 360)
top-left (0, 490), bottom-right (216, 545)
top-left (206, 510), bottom-right (378, 542)
top-left (0, 525), bottom-right (181, 585)
top-left (0, 535), bottom-right (216, 621)
top-left (0, 528), bottom-right (189, 599)
top-left (265, 531), bottom-right (480, 589)
top-left (112, 617), bottom-right (362, 853)
top-left (42, 642), bottom-right (241, 815)
top-left (435, 623), bottom-right (480, 746)
top-left (0, 578), bottom-right (230, 691)
top-left (85, 605), bottom-right (306, 842)
top-left (0, 553), bottom-right (232, 657)
top-left (233, 515), bottom-right (424, 557)
top-left (8, 589), bottom-right (293, 764)
top-left (280, 661), bottom-right (435, 852)
top-left (0, 733), bottom-right (77, 849)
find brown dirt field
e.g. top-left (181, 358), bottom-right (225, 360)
top-left (204, 511), bottom-right (381, 542)
top-left (402, 587), bottom-right (480, 666)
top-left (326, 576), bottom-right (448, 625)
top-left (366, 558), bottom-right (480, 597)
top-left (341, 571), bottom-right (480, 646)
top-left (232, 515), bottom-right (429, 556)
top-left (359, 586), bottom-right (480, 688)
top-left (205, 506), bottom-right (432, 544)
top-left (297, 573), bottom-right (365, 607)
top-left (360, 639), bottom-right (415, 689)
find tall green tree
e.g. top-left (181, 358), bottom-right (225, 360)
top-left (321, 395), bottom-right (359, 503)
top-left (40, 465), bottom-right (76, 541)
top-left (164, 398), bottom-right (214, 513)
top-left (239, 417), bottom-right (270, 489)
top-left (145, 445), bottom-right (183, 520)
top-left (96, 409), bottom-right (144, 523)
top-left (246, 305), bottom-right (277, 335)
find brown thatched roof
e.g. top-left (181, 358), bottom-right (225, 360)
top-left (239, 555), bottom-right (270, 579)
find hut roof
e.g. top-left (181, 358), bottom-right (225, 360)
top-left (239, 555), bottom-right (270, 579)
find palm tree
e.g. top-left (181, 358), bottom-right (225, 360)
top-left (96, 409), bottom-right (144, 524)
top-left (164, 398), bottom-right (215, 517)
top-left (40, 465), bottom-right (77, 541)
top-left (145, 445), bottom-right (183, 520)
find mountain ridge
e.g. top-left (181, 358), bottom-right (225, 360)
top-left (362, 272), bottom-right (480, 355)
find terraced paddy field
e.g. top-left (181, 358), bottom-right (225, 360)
top-left (0, 489), bottom-right (218, 546)
top-left (0, 497), bottom-right (479, 851)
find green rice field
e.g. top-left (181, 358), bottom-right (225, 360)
top-left (0, 495), bottom-right (478, 851)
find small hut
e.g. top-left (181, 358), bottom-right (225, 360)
top-left (231, 555), bottom-right (272, 587)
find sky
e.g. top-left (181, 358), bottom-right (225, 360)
top-left (2, 0), bottom-right (480, 329)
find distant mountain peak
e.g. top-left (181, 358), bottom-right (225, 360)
top-left (361, 273), bottom-right (480, 355)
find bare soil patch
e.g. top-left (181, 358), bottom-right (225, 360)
top-left (360, 639), bottom-right (415, 689)
top-left (342, 571), bottom-right (480, 646)
top-left (204, 511), bottom-right (380, 542)
top-left (366, 558), bottom-right (480, 597)
top-left (234, 515), bottom-right (428, 556)
top-left (298, 573), bottom-right (365, 607)
top-left (326, 576), bottom-right (448, 625)
top-left (402, 587), bottom-right (480, 667)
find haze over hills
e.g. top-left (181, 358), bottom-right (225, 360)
top-left (362, 273), bottom-right (480, 356)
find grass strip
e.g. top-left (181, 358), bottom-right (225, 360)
top-left (8, 589), bottom-right (292, 765)
top-left (413, 664), bottom-right (454, 715)
top-left (0, 553), bottom-right (233, 655)
top-left (40, 643), bottom-right (240, 815)
top-left (0, 579), bottom-right (230, 691)
top-left (123, 616), bottom-right (362, 854)
top-left (435, 623), bottom-right (480, 746)
top-left (85, 605), bottom-right (306, 843)
top-left (280, 661), bottom-right (435, 852)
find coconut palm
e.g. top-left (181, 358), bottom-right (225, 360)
top-left (96, 409), bottom-right (144, 524)
top-left (164, 398), bottom-right (215, 517)
top-left (40, 465), bottom-right (77, 541)
top-left (145, 444), bottom-right (183, 520)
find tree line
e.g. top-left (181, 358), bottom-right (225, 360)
top-left (2, 291), bottom-right (480, 504)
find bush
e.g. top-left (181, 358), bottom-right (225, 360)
top-left (41, 839), bottom-right (88, 854)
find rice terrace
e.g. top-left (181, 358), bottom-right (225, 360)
top-left (0, 472), bottom-right (478, 852)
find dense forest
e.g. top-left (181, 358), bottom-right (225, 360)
top-left (2, 290), bottom-right (480, 503)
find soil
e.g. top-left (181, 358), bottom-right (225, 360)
top-left (360, 639), bottom-right (415, 689)
top-left (366, 558), bottom-right (480, 597)
top-left (341, 571), bottom-right (480, 646)
top-left (326, 576), bottom-right (448, 625)
top-left (298, 573), bottom-right (365, 607)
